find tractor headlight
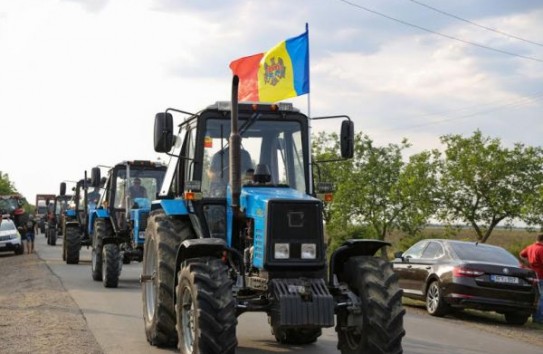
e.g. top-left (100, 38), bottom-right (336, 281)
top-left (274, 243), bottom-right (290, 259)
top-left (301, 243), bottom-right (317, 259)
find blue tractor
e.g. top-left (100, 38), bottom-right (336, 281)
top-left (46, 183), bottom-right (72, 246)
top-left (62, 174), bottom-right (99, 264)
top-left (140, 77), bottom-right (405, 353)
top-left (89, 161), bottom-right (167, 288)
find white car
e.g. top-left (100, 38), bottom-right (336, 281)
top-left (0, 219), bottom-right (24, 255)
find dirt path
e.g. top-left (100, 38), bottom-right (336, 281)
top-left (0, 252), bottom-right (103, 354)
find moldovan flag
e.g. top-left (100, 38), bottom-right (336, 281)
top-left (229, 29), bottom-right (309, 102)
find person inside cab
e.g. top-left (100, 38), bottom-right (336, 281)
top-left (208, 147), bottom-right (253, 197)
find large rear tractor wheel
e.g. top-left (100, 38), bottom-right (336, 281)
top-left (102, 243), bottom-right (121, 288)
top-left (65, 226), bottom-right (81, 265)
top-left (142, 211), bottom-right (194, 347)
top-left (176, 257), bottom-right (237, 354)
top-left (92, 219), bottom-right (110, 281)
top-left (336, 256), bottom-right (405, 354)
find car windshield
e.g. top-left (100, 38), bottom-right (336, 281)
top-left (0, 220), bottom-right (16, 232)
top-left (450, 242), bottom-right (520, 265)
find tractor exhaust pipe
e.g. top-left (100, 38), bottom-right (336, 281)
top-left (230, 75), bottom-right (241, 209)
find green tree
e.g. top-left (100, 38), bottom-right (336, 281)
top-left (330, 133), bottom-right (438, 244)
top-left (396, 150), bottom-right (441, 236)
top-left (437, 130), bottom-right (543, 242)
top-left (0, 171), bottom-right (17, 195)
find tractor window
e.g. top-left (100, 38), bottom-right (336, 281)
top-left (114, 176), bottom-right (127, 208)
top-left (185, 127), bottom-right (197, 183)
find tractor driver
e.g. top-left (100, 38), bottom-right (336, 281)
top-left (208, 147), bottom-right (253, 197)
top-left (128, 178), bottom-right (148, 199)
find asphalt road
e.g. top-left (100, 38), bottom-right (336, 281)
top-left (35, 233), bottom-right (542, 354)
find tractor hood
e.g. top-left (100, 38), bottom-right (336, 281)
top-left (239, 186), bottom-right (318, 219)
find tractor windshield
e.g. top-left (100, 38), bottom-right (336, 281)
top-left (202, 118), bottom-right (306, 198)
top-left (114, 168), bottom-right (166, 209)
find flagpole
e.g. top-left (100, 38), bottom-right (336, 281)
top-left (306, 22), bottom-right (311, 119)
top-left (305, 23), bottom-right (314, 195)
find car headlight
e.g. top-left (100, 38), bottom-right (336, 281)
top-left (9, 233), bottom-right (19, 240)
top-left (301, 243), bottom-right (317, 259)
top-left (274, 243), bottom-right (289, 259)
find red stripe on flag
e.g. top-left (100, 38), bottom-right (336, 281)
top-left (229, 53), bottom-right (263, 101)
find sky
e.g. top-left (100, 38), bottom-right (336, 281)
top-left (1, 0), bottom-right (542, 204)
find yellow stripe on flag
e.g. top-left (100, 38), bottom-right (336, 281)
top-left (257, 41), bottom-right (297, 102)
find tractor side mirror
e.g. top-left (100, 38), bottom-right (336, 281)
top-left (60, 182), bottom-right (66, 196)
top-left (91, 167), bottom-right (101, 187)
top-left (340, 120), bottom-right (354, 159)
top-left (154, 112), bottom-right (174, 153)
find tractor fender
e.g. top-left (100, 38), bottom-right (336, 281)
top-left (174, 238), bottom-right (243, 302)
top-left (64, 220), bottom-right (79, 228)
top-left (175, 238), bottom-right (230, 270)
top-left (151, 199), bottom-right (188, 216)
top-left (328, 239), bottom-right (390, 286)
top-left (94, 208), bottom-right (109, 218)
top-left (100, 218), bottom-right (117, 246)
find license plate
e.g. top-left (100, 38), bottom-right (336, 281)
top-left (490, 275), bottom-right (519, 284)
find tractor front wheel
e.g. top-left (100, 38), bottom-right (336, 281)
top-left (92, 219), bottom-right (110, 281)
top-left (65, 226), bottom-right (81, 265)
top-left (336, 256), bottom-right (405, 354)
top-left (176, 257), bottom-right (237, 354)
top-left (102, 243), bottom-right (121, 288)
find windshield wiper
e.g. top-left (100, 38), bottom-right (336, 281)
top-left (239, 112), bottom-right (262, 136)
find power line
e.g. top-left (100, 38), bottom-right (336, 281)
top-left (407, 0), bottom-right (543, 47)
top-left (337, 0), bottom-right (543, 63)
top-left (384, 91), bottom-right (543, 132)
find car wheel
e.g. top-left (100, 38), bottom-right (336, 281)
top-left (504, 312), bottom-right (530, 325)
top-left (426, 281), bottom-right (450, 317)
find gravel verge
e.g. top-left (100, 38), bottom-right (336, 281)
top-left (0, 252), bottom-right (103, 354)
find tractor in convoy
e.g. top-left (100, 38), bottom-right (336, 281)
top-left (35, 194), bottom-right (55, 234)
top-left (62, 175), bottom-right (99, 264)
top-left (46, 185), bottom-right (72, 246)
top-left (140, 76), bottom-right (405, 353)
top-left (89, 161), bottom-right (166, 288)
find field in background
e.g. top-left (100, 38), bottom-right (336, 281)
top-left (387, 226), bottom-right (539, 258)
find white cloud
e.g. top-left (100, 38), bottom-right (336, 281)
top-left (0, 0), bottom-right (542, 203)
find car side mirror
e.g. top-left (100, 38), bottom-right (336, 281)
top-left (394, 251), bottom-right (404, 260)
top-left (154, 112), bottom-right (174, 153)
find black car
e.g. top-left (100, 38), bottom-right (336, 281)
top-left (393, 239), bottom-right (539, 325)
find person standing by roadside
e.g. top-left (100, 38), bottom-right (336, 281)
top-left (24, 214), bottom-right (37, 254)
top-left (520, 234), bottom-right (543, 324)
